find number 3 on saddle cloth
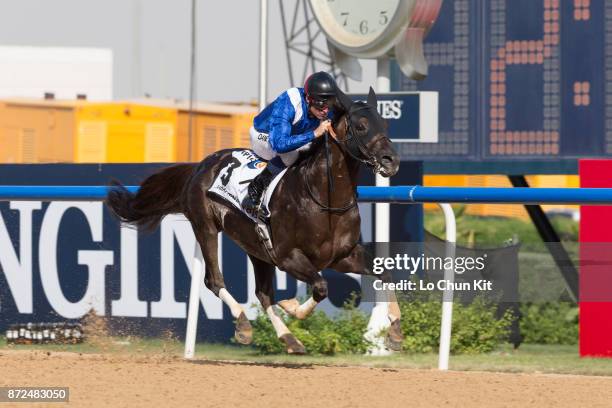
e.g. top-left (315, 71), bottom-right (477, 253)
top-left (208, 150), bottom-right (287, 223)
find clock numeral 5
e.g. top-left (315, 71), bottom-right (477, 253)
top-left (379, 11), bottom-right (389, 25)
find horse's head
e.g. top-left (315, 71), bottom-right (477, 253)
top-left (333, 87), bottom-right (400, 177)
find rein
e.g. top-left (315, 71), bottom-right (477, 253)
top-left (303, 104), bottom-right (383, 213)
top-left (304, 133), bottom-right (357, 213)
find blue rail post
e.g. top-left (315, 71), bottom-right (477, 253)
top-left (356, 185), bottom-right (612, 204)
top-left (3, 185), bottom-right (612, 204)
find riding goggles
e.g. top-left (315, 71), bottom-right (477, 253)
top-left (308, 96), bottom-right (333, 111)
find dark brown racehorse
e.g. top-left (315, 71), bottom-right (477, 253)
top-left (106, 87), bottom-right (403, 354)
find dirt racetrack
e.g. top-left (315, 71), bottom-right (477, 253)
top-left (1, 350), bottom-right (612, 408)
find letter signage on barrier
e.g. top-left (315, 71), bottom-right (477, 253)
top-left (0, 164), bottom-right (378, 341)
top-left (0, 202), bottom-right (41, 314)
top-left (349, 92), bottom-right (439, 143)
top-left (0, 198), bottom-right (269, 339)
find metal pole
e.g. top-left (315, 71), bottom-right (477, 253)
top-left (187, 0), bottom-right (197, 161)
top-left (437, 203), bottom-right (456, 370)
top-left (184, 243), bottom-right (204, 359)
top-left (365, 57), bottom-right (392, 355)
top-left (259, 0), bottom-right (268, 110)
top-left (375, 57), bottom-right (391, 241)
top-left (132, 0), bottom-right (142, 97)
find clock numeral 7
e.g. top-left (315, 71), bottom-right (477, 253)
top-left (341, 12), bottom-right (349, 26)
top-left (379, 11), bottom-right (389, 25)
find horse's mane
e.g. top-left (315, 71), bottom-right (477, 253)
top-left (293, 134), bottom-right (327, 168)
top-left (330, 104), bottom-right (346, 130)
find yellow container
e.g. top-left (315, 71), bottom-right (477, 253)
top-left (0, 98), bottom-right (78, 163)
top-left (0, 97), bottom-right (257, 164)
top-left (0, 98), bottom-right (178, 163)
top-left (74, 103), bottom-right (177, 163)
top-left (130, 99), bottom-right (257, 162)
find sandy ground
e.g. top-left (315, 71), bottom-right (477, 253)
top-left (1, 350), bottom-right (612, 408)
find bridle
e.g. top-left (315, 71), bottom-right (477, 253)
top-left (304, 103), bottom-right (389, 213)
top-left (336, 104), bottom-right (390, 174)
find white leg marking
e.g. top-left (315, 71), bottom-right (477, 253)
top-left (219, 288), bottom-right (245, 319)
top-left (266, 306), bottom-right (290, 337)
top-left (277, 297), bottom-right (318, 319)
top-left (295, 297), bottom-right (317, 319)
top-left (277, 298), bottom-right (300, 315)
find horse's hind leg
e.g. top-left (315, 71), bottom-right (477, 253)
top-left (329, 244), bottom-right (403, 351)
top-left (249, 255), bottom-right (306, 354)
top-left (194, 226), bottom-right (253, 345)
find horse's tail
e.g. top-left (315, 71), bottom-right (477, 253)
top-left (106, 163), bottom-right (197, 231)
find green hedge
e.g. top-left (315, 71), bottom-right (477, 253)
top-left (520, 302), bottom-right (578, 345)
top-left (251, 298), bottom-right (370, 355)
top-left (251, 296), bottom-right (512, 355)
top-left (399, 297), bottom-right (513, 354)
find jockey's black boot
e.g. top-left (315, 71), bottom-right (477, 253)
top-left (247, 167), bottom-right (274, 205)
top-left (242, 157), bottom-right (285, 219)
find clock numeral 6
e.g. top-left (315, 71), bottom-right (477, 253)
top-left (379, 11), bottom-right (389, 25)
top-left (360, 20), bottom-right (368, 34)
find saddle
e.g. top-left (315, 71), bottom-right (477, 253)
top-left (208, 150), bottom-right (287, 263)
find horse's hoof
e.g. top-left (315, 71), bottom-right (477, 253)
top-left (234, 312), bottom-right (253, 345)
top-left (279, 333), bottom-right (306, 355)
top-left (385, 319), bottom-right (404, 352)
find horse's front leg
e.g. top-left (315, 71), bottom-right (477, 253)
top-left (329, 244), bottom-right (404, 351)
top-left (275, 249), bottom-right (328, 322)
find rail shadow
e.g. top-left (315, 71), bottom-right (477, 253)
top-left (186, 358), bottom-right (315, 370)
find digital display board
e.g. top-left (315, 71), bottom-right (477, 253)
top-left (391, 0), bottom-right (610, 172)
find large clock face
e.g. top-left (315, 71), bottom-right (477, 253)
top-left (325, 0), bottom-right (400, 42)
top-left (310, 0), bottom-right (414, 57)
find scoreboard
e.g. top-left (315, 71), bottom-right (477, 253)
top-left (391, 0), bottom-right (610, 173)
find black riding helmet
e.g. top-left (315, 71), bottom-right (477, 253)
top-left (304, 72), bottom-right (337, 109)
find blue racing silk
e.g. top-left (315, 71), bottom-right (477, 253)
top-left (253, 87), bottom-right (334, 153)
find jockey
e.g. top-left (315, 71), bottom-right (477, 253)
top-left (243, 71), bottom-right (338, 213)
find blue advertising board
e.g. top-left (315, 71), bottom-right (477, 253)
top-left (0, 163), bottom-right (422, 342)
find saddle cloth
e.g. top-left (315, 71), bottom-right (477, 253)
top-left (208, 150), bottom-right (287, 222)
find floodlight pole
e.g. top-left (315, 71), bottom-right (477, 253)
top-left (375, 58), bottom-right (391, 240)
top-left (259, 0), bottom-right (268, 110)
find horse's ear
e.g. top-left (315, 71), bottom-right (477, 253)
top-left (335, 87), bottom-right (353, 111)
top-left (367, 86), bottom-right (378, 107)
